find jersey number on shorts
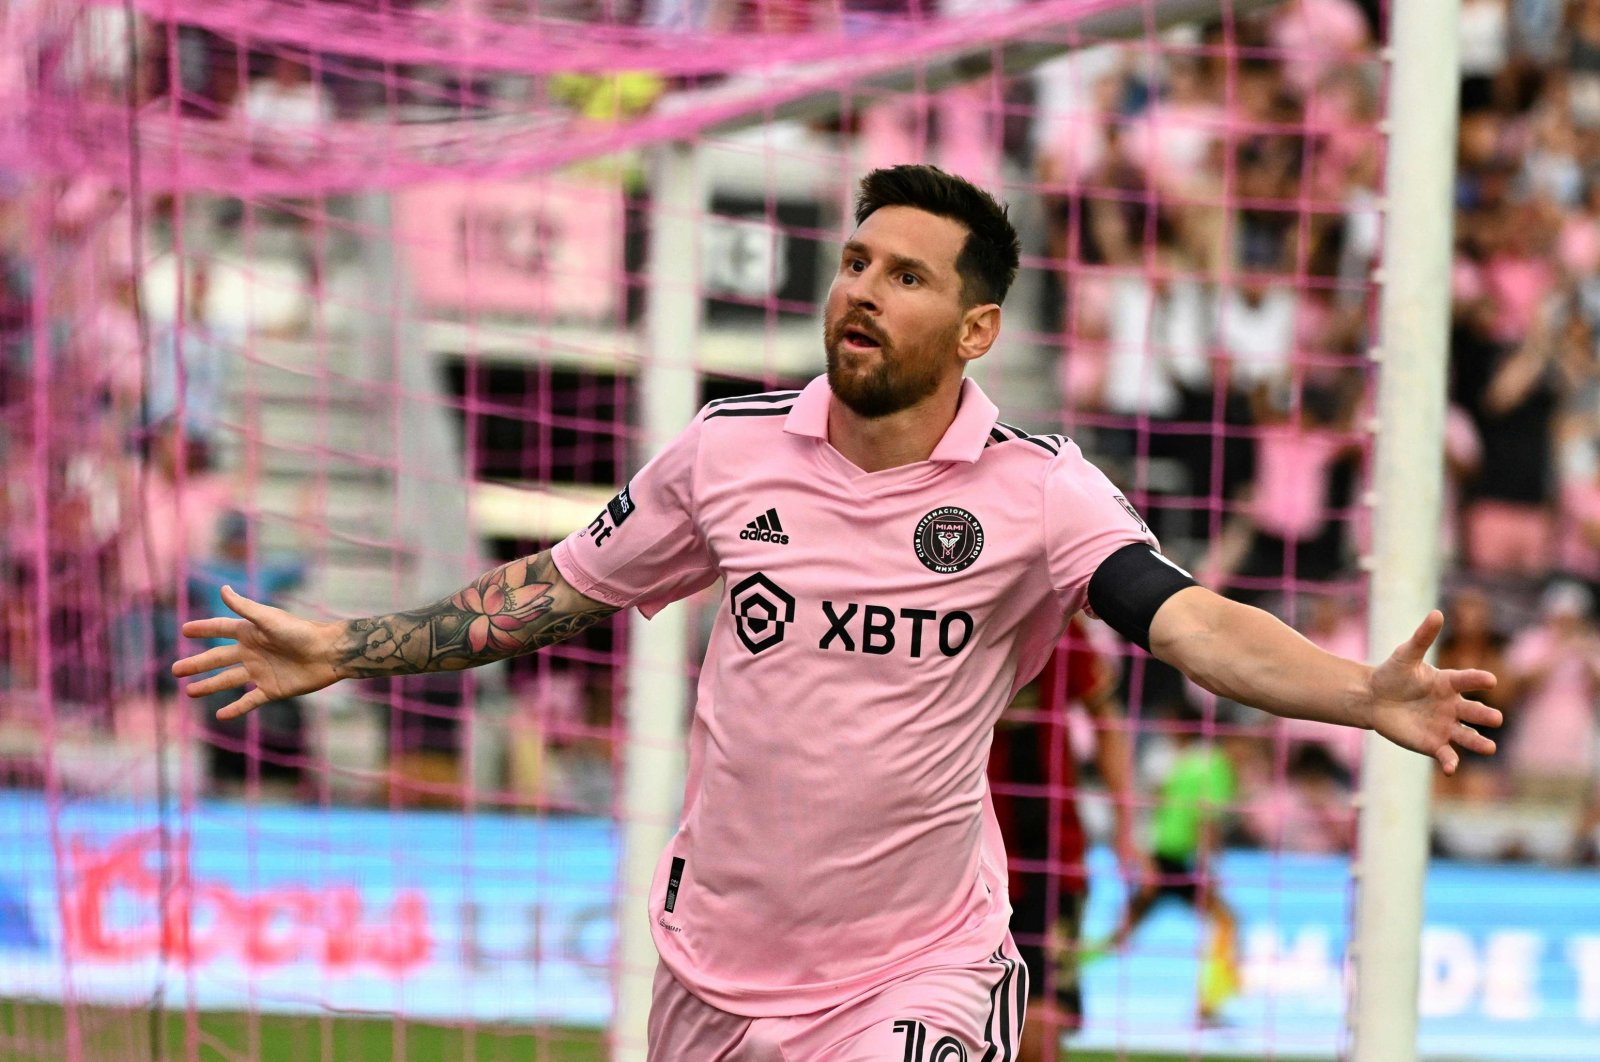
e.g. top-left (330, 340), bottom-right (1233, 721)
top-left (892, 1020), bottom-right (968, 1062)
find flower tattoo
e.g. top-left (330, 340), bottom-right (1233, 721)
top-left (450, 566), bottom-right (555, 654)
top-left (332, 552), bottom-right (615, 679)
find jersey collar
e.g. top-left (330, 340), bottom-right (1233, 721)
top-left (784, 374), bottom-right (1000, 464)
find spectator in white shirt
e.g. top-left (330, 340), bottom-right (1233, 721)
top-left (239, 53), bottom-right (332, 167)
top-left (1215, 277), bottom-right (1296, 392)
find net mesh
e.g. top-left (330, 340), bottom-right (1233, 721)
top-left (4, 0), bottom-right (1596, 1059)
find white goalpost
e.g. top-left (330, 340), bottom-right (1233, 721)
top-left (1350, 0), bottom-right (1464, 1058)
top-left (615, 141), bottom-right (706, 1062)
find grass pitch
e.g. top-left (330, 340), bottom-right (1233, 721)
top-left (0, 1000), bottom-right (1307, 1061)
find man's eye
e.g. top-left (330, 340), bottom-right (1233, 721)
top-left (848, 259), bottom-right (866, 272)
top-left (899, 273), bottom-right (919, 286)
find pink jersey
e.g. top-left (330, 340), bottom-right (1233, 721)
top-left (552, 375), bottom-right (1155, 1016)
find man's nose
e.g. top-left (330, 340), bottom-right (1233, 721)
top-left (847, 286), bottom-right (879, 314)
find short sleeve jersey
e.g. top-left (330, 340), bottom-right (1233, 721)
top-left (552, 375), bottom-right (1156, 1016)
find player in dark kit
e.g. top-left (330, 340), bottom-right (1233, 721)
top-left (990, 616), bottom-right (1149, 1060)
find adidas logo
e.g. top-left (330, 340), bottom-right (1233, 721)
top-left (739, 507), bottom-right (790, 545)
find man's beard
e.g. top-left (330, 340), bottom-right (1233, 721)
top-left (824, 314), bottom-right (951, 419)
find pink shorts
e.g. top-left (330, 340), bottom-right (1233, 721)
top-left (647, 936), bottom-right (1028, 1061)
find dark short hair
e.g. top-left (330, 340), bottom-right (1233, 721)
top-left (853, 165), bottom-right (1021, 307)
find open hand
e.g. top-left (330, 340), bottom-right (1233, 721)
top-left (1368, 610), bottom-right (1501, 775)
top-left (171, 586), bottom-right (342, 720)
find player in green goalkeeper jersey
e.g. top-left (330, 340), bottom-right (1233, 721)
top-left (1102, 702), bottom-right (1241, 1025)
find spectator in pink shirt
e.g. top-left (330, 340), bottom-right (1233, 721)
top-left (1303, 68), bottom-right (1382, 206)
top-left (1506, 581), bottom-right (1600, 798)
top-left (1282, 593), bottom-right (1367, 772)
top-left (74, 271), bottom-right (143, 429)
top-left (1241, 743), bottom-right (1357, 854)
top-left (114, 423), bottom-right (235, 699)
top-left (1483, 205), bottom-right (1558, 345)
top-left (1036, 67), bottom-right (1124, 194)
top-left (1558, 171), bottom-right (1600, 279)
top-left (1269, 0), bottom-right (1370, 98)
top-left (1558, 436), bottom-right (1600, 585)
top-left (1205, 386), bottom-right (1360, 602)
top-left (1124, 57), bottom-right (1225, 196)
top-left (1452, 291), bottom-right (1559, 576)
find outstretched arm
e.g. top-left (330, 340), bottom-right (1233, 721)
top-left (172, 550), bottom-right (619, 720)
top-left (1148, 587), bottom-right (1501, 775)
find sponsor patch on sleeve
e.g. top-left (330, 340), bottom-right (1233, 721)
top-left (606, 484), bottom-right (635, 528)
top-left (585, 484), bottom-right (635, 549)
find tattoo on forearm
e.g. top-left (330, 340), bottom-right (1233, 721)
top-left (333, 551), bottom-right (618, 678)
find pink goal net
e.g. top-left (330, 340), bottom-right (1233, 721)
top-left (3, 0), bottom-right (1596, 1059)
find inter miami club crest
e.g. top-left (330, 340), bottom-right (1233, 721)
top-left (913, 506), bottom-right (984, 574)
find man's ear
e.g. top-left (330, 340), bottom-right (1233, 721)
top-left (958, 303), bottom-right (1001, 365)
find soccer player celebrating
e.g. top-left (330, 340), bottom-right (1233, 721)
top-left (174, 165), bottom-right (1499, 1059)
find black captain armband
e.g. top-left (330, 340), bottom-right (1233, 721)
top-left (1087, 543), bottom-right (1199, 653)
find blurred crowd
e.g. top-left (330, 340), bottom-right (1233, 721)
top-left (2, 0), bottom-right (1600, 863)
top-left (1022, 0), bottom-right (1600, 865)
top-left (0, 175), bottom-right (305, 790)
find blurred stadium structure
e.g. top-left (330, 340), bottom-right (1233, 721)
top-left (2, 0), bottom-right (1600, 1059)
